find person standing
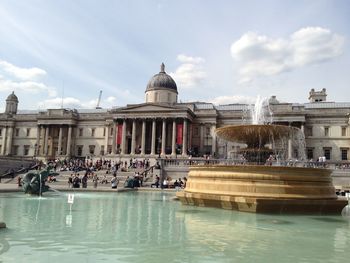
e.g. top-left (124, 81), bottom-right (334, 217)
top-left (82, 174), bottom-right (88, 188)
top-left (92, 173), bottom-right (99, 188)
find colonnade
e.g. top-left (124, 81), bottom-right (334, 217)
top-left (0, 126), bottom-right (14, 155)
top-left (111, 118), bottom-right (189, 156)
top-left (37, 125), bottom-right (73, 157)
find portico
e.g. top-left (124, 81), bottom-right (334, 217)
top-left (112, 104), bottom-right (194, 157)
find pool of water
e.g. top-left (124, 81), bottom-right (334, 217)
top-left (0, 191), bottom-right (350, 263)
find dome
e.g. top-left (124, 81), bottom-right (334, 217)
top-left (146, 63), bottom-right (178, 93)
top-left (6, 91), bottom-right (18, 102)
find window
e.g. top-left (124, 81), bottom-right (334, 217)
top-left (323, 148), bottom-right (331, 160)
top-left (79, 128), bottom-right (83, 137)
top-left (0, 128), bottom-right (2, 137)
top-left (103, 128), bottom-right (106, 137)
top-left (15, 128), bottom-right (19, 137)
top-left (100, 145), bottom-right (105, 155)
top-left (293, 149), bottom-right (298, 159)
top-left (0, 145), bottom-right (2, 153)
top-left (194, 127), bottom-right (199, 136)
top-left (342, 127), bottom-right (347, 137)
top-left (77, 145), bottom-right (83, 156)
top-left (307, 148), bottom-right (314, 160)
top-left (12, 145), bottom-right (18, 155)
top-left (91, 128), bottom-right (95, 137)
top-left (89, 145), bottom-right (95, 155)
top-left (26, 128), bottom-right (30, 137)
top-left (206, 127), bottom-right (210, 136)
top-left (110, 128), bottom-right (113, 136)
top-left (23, 145), bottom-right (30, 156)
top-left (341, 149), bottom-right (348, 161)
top-left (305, 127), bottom-right (313, 137)
top-left (324, 127), bottom-right (329, 136)
top-left (107, 145), bottom-right (112, 154)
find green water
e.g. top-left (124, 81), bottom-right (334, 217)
top-left (0, 192), bottom-right (349, 263)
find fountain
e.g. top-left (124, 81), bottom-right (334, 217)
top-left (177, 97), bottom-right (347, 213)
top-left (22, 167), bottom-right (58, 195)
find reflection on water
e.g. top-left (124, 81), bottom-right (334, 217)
top-left (0, 192), bottom-right (349, 263)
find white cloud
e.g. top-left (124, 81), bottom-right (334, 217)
top-left (210, 95), bottom-right (256, 105)
top-left (106, 96), bottom-right (116, 103)
top-left (0, 77), bottom-right (57, 97)
top-left (177, 54), bottom-right (205, 64)
top-left (0, 59), bottom-right (46, 80)
top-left (231, 27), bottom-right (345, 83)
top-left (0, 59), bottom-right (56, 98)
top-left (38, 97), bottom-right (82, 109)
top-left (37, 96), bottom-right (117, 109)
top-left (170, 54), bottom-right (206, 88)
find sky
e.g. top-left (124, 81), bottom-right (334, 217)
top-left (0, 0), bottom-right (349, 110)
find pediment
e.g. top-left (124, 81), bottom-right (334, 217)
top-left (116, 103), bottom-right (180, 113)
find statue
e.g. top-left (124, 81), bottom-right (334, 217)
top-left (22, 167), bottom-right (58, 195)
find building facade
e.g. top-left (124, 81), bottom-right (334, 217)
top-left (0, 64), bottom-right (349, 162)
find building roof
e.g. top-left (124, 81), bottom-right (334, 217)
top-left (146, 63), bottom-right (178, 93)
top-left (304, 102), bottom-right (350, 109)
top-left (6, 91), bottom-right (18, 102)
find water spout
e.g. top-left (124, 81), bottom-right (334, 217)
top-left (250, 96), bottom-right (272, 125)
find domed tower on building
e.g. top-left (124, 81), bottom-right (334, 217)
top-left (145, 63), bottom-right (178, 104)
top-left (5, 91), bottom-right (19, 115)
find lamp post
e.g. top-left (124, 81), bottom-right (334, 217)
top-left (34, 143), bottom-right (37, 159)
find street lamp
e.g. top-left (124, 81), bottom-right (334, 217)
top-left (34, 143), bottom-right (37, 159)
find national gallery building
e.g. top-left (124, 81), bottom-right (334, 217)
top-left (0, 64), bottom-right (349, 162)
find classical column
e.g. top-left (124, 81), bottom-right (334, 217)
top-left (1, 127), bottom-right (7, 155)
top-left (35, 126), bottom-right (40, 156)
top-left (131, 119), bottom-right (136, 155)
top-left (301, 124), bottom-right (305, 135)
top-left (171, 119), bottom-right (176, 156)
top-left (211, 125), bottom-right (217, 155)
top-left (141, 120), bottom-right (146, 155)
top-left (44, 126), bottom-right (49, 156)
top-left (104, 125), bottom-right (109, 155)
top-left (151, 119), bottom-right (156, 155)
top-left (57, 126), bottom-right (63, 156)
top-left (288, 139), bottom-right (293, 160)
top-left (161, 119), bottom-right (166, 155)
top-left (182, 119), bottom-right (188, 156)
top-left (115, 122), bottom-right (119, 154)
top-left (112, 124), bottom-right (117, 154)
top-left (121, 119), bottom-right (127, 154)
top-left (5, 127), bottom-right (13, 155)
top-left (199, 124), bottom-right (204, 155)
top-left (66, 126), bottom-right (72, 156)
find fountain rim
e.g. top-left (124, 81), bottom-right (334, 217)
top-left (188, 164), bottom-right (332, 173)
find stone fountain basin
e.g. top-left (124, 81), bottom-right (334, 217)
top-left (215, 124), bottom-right (298, 147)
top-left (176, 165), bottom-right (347, 214)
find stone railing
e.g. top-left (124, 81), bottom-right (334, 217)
top-left (160, 157), bottom-right (350, 170)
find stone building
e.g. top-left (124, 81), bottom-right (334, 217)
top-left (0, 64), bottom-right (349, 162)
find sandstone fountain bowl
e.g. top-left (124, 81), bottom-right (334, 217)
top-left (177, 124), bottom-right (347, 214)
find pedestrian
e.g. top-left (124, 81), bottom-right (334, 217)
top-left (92, 173), bottom-right (98, 188)
top-left (111, 175), bottom-right (118, 189)
top-left (68, 174), bottom-right (73, 188)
